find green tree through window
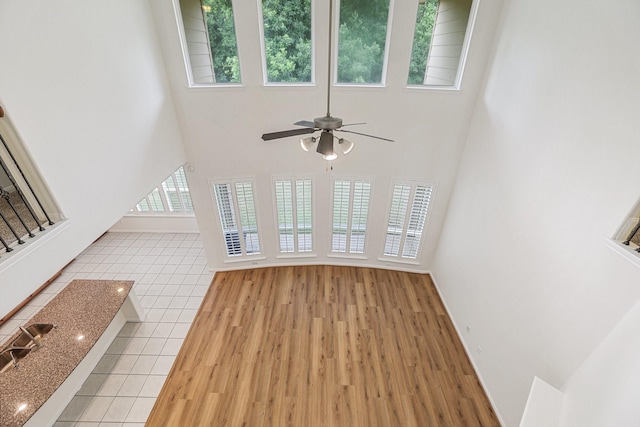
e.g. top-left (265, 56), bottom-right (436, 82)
top-left (202, 0), bottom-right (241, 83)
top-left (408, 0), bottom-right (438, 85)
top-left (262, 0), bottom-right (312, 83)
top-left (337, 0), bottom-right (390, 84)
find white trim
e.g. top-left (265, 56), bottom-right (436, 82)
top-left (0, 220), bottom-right (71, 272)
top-left (109, 215), bottom-right (198, 234)
top-left (327, 253), bottom-right (368, 260)
top-left (223, 255), bottom-right (267, 264)
top-left (276, 253), bottom-right (317, 259)
top-left (213, 258), bottom-right (430, 274)
top-left (454, 0), bottom-right (481, 90)
top-left (429, 272), bottom-right (506, 427)
top-left (377, 256), bottom-right (421, 266)
top-left (604, 237), bottom-right (640, 270)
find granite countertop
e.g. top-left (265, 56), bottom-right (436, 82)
top-left (0, 280), bottom-right (133, 426)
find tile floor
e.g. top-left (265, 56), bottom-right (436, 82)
top-left (0, 232), bottom-right (214, 427)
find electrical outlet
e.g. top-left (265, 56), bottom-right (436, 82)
top-left (466, 325), bottom-right (471, 333)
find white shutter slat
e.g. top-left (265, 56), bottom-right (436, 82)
top-left (384, 184), bottom-right (411, 256)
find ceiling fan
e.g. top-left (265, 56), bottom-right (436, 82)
top-left (260, 0), bottom-right (394, 160)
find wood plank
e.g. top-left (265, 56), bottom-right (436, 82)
top-left (146, 266), bottom-right (500, 426)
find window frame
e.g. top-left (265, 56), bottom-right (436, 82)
top-left (271, 176), bottom-right (316, 257)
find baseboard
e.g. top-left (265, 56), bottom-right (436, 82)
top-left (109, 214), bottom-right (199, 233)
top-left (428, 272), bottom-right (506, 427)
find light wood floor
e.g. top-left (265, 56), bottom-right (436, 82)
top-left (147, 266), bottom-right (500, 427)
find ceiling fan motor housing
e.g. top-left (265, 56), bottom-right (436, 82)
top-left (314, 115), bottom-right (342, 130)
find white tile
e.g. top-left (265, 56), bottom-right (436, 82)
top-left (146, 265), bottom-right (164, 274)
top-left (58, 396), bottom-right (92, 421)
top-left (125, 398), bottom-right (157, 423)
top-left (191, 286), bottom-right (209, 297)
top-left (132, 322), bottom-right (158, 338)
top-left (130, 355), bottom-right (158, 375)
top-left (152, 296), bottom-right (173, 309)
top-left (160, 285), bottom-right (180, 296)
top-left (169, 296), bottom-right (188, 309)
top-left (154, 274), bottom-right (172, 285)
top-left (106, 338), bottom-right (130, 355)
top-left (160, 264), bottom-right (177, 274)
top-left (151, 323), bottom-right (173, 338)
top-left (175, 285), bottom-right (195, 297)
top-left (178, 309), bottom-right (198, 323)
top-left (123, 337), bottom-right (149, 355)
top-left (144, 284), bottom-right (164, 295)
top-left (94, 354), bottom-right (120, 374)
top-left (185, 296), bottom-right (203, 310)
top-left (78, 396), bottom-right (114, 421)
top-left (174, 264), bottom-right (192, 274)
top-left (181, 274), bottom-right (200, 285)
top-left (102, 396), bottom-right (136, 422)
top-left (169, 323), bottom-right (191, 339)
top-left (187, 264), bottom-right (206, 275)
top-left (110, 355), bottom-right (139, 375)
top-left (144, 308), bottom-right (166, 322)
top-left (160, 309), bottom-right (181, 323)
top-left (151, 355), bottom-right (176, 375)
top-left (117, 323), bottom-right (140, 338)
top-left (117, 375), bottom-right (148, 397)
top-left (197, 274), bottom-right (213, 285)
top-left (96, 374), bottom-right (127, 396)
top-left (160, 338), bottom-right (184, 356)
top-left (139, 295), bottom-right (158, 309)
top-left (139, 375), bottom-right (167, 398)
top-left (141, 338), bottom-right (167, 356)
top-left (77, 374), bottom-right (107, 396)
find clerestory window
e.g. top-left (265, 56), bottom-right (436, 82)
top-left (179, 0), bottom-right (241, 84)
top-left (260, 0), bottom-right (313, 84)
top-left (337, 0), bottom-right (392, 84)
top-left (408, 0), bottom-right (474, 87)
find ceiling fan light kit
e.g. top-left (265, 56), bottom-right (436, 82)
top-left (300, 136), bottom-right (316, 152)
top-left (260, 0), bottom-right (394, 160)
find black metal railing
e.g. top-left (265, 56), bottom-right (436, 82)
top-left (0, 129), bottom-right (54, 255)
top-left (622, 218), bottom-right (640, 252)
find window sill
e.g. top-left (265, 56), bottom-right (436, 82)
top-left (276, 253), bottom-right (317, 259)
top-left (377, 256), bottom-right (421, 266)
top-left (223, 256), bottom-right (267, 264)
top-left (327, 253), bottom-right (368, 260)
top-left (604, 238), bottom-right (640, 270)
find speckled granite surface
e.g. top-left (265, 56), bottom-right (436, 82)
top-left (0, 279), bottom-right (133, 426)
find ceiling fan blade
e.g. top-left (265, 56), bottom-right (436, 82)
top-left (337, 129), bottom-right (395, 142)
top-left (293, 120), bottom-right (316, 128)
top-left (262, 128), bottom-right (317, 141)
top-left (341, 122), bottom-right (367, 127)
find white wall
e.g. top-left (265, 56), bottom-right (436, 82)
top-left (0, 0), bottom-right (186, 317)
top-left (431, 0), bottom-right (640, 425)
top-left (559, 296), bottom-right (640, 426)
